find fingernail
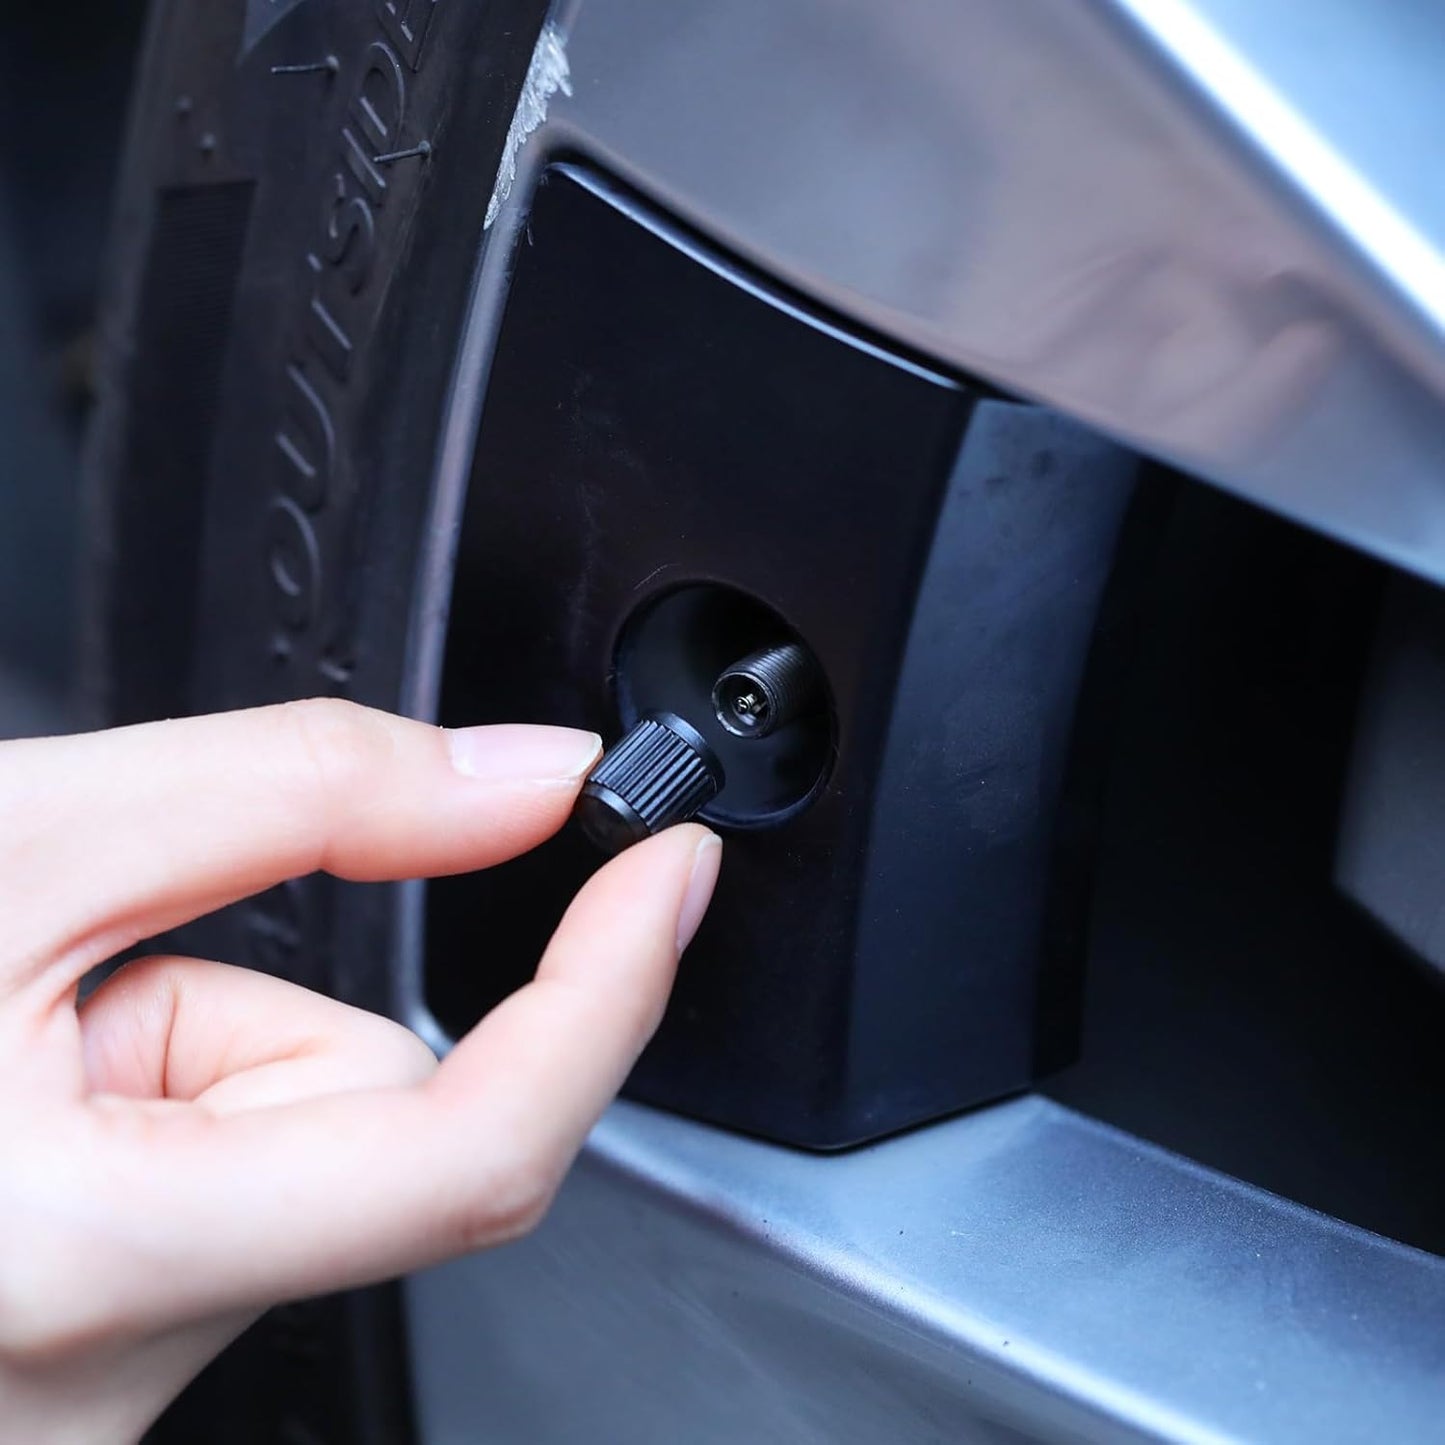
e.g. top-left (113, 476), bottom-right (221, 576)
top-left (677, 832), bottom-right (723, 954)
top-left (447, 724), bottom-right (601, 784)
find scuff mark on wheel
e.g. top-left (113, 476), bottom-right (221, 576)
top-left (485, 23), bottom-right (572, 228)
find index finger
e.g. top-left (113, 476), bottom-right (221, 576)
top-left (0, 700), bottom-right (601, 989)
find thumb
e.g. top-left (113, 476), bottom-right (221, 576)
top-left (41, 825), bottom-right (721, 1338)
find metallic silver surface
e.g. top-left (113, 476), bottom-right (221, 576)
top-left (403, 3), bottom-right (1445, 1439)
top-left (526, 0), bottom-right (1445, 585)
top-left (407, 1097), bottom-right (1445, 1443)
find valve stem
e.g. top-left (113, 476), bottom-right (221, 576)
top-left (712, 642), bottom-right (821, 740)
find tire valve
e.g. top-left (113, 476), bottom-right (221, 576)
top-left (712, 642), bottom-right (821, 740)
top-left (573, 639), bottom-right (826, 853)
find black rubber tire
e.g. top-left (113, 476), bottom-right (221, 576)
top-left (83, 0), bottom-right (551, 1438)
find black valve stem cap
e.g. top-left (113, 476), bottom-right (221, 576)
top-left (573, 712), bottom-right (724, 855)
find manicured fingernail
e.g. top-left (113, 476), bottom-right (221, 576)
top-left (447, 724), bottom-right (601, 784)
top-left (677, 832), bottom-right (723, 954)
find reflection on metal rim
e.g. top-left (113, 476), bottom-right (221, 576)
top-left (408, 1097), bottom-right (1445, 1442)
top-left (528, 0), bottom-right (1445, 584)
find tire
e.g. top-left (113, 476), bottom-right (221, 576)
top-left (83, 0), bottom-right (552, 1438)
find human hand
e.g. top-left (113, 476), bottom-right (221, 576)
top-left (0, 700), bottom-right (720, 1444)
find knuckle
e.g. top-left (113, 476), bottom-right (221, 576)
top-left (100, 952), bottom-right (182, 1004)
top-left (446, 1151), bottom-right (561, 1253)
top-left (0, 1252), bottom-right (107, 1368)
top-left (0, 1310), bottom-right (100, 1370)
top-left (370, 1022), bottom-right (438, 1087)
top-left (276, 698), bottom-right (396, 812)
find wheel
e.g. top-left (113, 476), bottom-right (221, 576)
top-left (88, 2), bottom-right (1445, 1441)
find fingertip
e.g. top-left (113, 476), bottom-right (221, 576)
top-left (446, 724), bottom-right (602, 785)
top-left (675, 828), bottom-right (722, 954)
top-left (594, 823), bottom-right (721, 953)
